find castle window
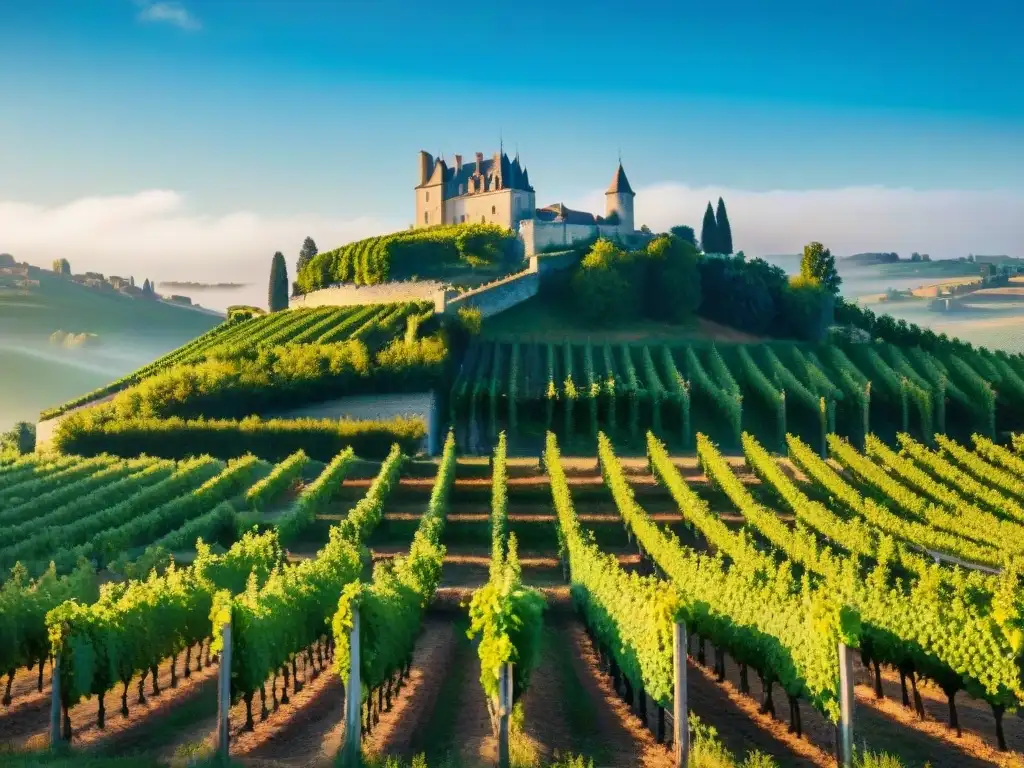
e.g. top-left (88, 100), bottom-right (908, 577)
top-left (425, 191), bottom-right (430, 202)
top-left (491, 205), bottom-right (496, 215)
top-left (424, 212), bottom-right (429, 224)
top-left (481, 216), bottom-right (485, 224)
top-left (460, 215), bottom-right (465, 223)
top-left (459, 184), bottom-right (464, 195)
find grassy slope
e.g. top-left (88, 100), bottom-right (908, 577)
top-left (0, 271), bottom-right (221, 340)
top-left (1, 272), bottom-right (221, 428)
top-left (481, 293), bottom-right (764, 343)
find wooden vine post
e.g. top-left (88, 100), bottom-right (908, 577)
top-left (217, 619), bottom-right (233, 762)
top-left (49, 653), bottom-right (63, 747)
top-left (343, 605), bottom-right (362, 768)
top-left (838, 641), bottom-right (855, 768)
top-left (496, 662), bottom-right (513, 768)
top-left (673, 620), bottom-right (689, 768)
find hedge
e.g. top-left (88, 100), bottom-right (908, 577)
top-left (297, 223), bottom-right (518, 293)
top-left (52, 414), bottom-right (427, 462)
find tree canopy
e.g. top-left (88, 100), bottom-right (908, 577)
top-left (715, 197), bottom-right (733, 255)
top-left (269, 251), bottom-right (290, 312)
top-left (800, 241), bottom-right (842, 294)
top-left (52, 258), bottom-right (71, 275)
top-left (700, 202), bottom-right (718, 254)
top-left (1, 422), bottom-right (36, 455)
top-left (669, 225), bottom-right (696, 246)
top-left (297, 237), bottom-right (318, 273)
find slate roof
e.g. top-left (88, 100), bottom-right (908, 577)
top-left (606, 163), bottom-right (635, 195)
top-left (421, 151), bottom-right (535, 195)
top-left (535, 203), bottom-right (606, 225)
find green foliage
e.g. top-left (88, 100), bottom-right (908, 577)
top-left (700, 201), bottom-right (718, 254)
top-left (546, 432), bottom-right (678, 707)
top-left (47, 528), bottom-right (283, 713)
top-left (643, 235), bottom-right (702, 323)
top-left (669, 225), bottom-right (696, 245)
top-left (333, 432), bottom-right (455, 697)
top-left (632, 434), bottom-right (854, 721)
top-left (714, 197), bottom-right (733, 255)
top-left (0, 562), bottom-right (98, 703)
top-left (468, 433), bottom-right (545, 716)
top-left (297, 236), bottom-right (318, 274)
top-left (52, 258), bottom-right (71, 275)
top-left (269, 252), bottom-right (290, 312)
top-left (800, 241), bottom-right (841, 294)
top-left (244, 449), bottom-right (309, 511)
top-left (457, 306), bottom-right (482, 335)
top-left (275, 447), bottom-right (355, 544)
top-left (570, 239), bottom-right (638, 326)
top-left (52, 411), bottom-right (424, 463)
top-left (0, 421), bottom-right (35, 454)
top-left (296, 223), bottom-right (518, 293)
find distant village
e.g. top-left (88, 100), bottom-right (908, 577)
top-left (0, 254), bottom-right (200, 309)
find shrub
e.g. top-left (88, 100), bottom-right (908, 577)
top-left (295, 223), bottom-right (518, 293)
top-left (52, 413), bottom-right (426, 462)
top-left (457, 306), bottom-right (483, 335)
top-left (570, 239), bottom-right (638, 325)
top-left (643, 235), bottom-right (701, 322)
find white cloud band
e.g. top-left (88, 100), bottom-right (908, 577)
top-left (0, 186), bottom-right (1020, 284)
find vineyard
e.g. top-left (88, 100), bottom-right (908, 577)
top-left (4, 427), bottom-right (1024, 767)
top-left (451, 338), bottom-right (1024, 455)
top-left (41, 301), bottom-right (434, 420)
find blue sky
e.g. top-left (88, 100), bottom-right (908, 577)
top-left (0, 0), bottom-right (1022, 280)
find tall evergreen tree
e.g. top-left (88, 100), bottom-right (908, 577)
top-left (700, 202), bottom-right (718, 254)
top-left (142, 278), bottom-right (152, 295)
top-left (269, 251), bottom-right (289, 312)
top-left (715, 197), bottom-right (733, 254)
top-left (297, 236), bottom-right (318, 273)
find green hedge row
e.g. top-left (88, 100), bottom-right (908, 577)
top-left (52, 414), bottom-right (427, 462)
top-left (296, 223), bottom-right (518, 292)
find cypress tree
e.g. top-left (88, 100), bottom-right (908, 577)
top-left (715, 197), bottom-right (733, 255)
top-left (297, 237), bottom-right (318, 273)
top-left (269, 251), bottom-right (289, 312)
top-left (700, 202), bottom-right (718, 254)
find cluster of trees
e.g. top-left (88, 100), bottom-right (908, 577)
top-left (1, 422), bottom-right (35, 454)
top-left (570, 235), bottom-right (702, 326)
top-left (699, 241), bottom-right (840, 340)
top-left (700, 198), bottom-right (733, 255)
top-left (52, 258), bottom-right (71, 275)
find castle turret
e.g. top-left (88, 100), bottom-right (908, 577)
top-left (418, 150), bottom-right (433, 186)
top-left (604, 162), bottom-right (635, 231)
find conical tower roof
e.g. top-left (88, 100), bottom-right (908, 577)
top-left (606, 162), bottom-right (634, 196)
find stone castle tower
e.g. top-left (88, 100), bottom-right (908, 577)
top-left (414, 147), bottom-right (646, 256)
top-left (414, 149), bottom-right (535, 230)
top-left (604, 162), bottom-right (635, 232)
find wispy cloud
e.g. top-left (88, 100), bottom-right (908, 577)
top-left (570, 183), bottom-right (1024, 259)
top-left (0, 190), bottom-right (399, 281)
top-left (135, 1), bottom-right (202, 32)
top-left (0, 185), bottom-right (1021, 291)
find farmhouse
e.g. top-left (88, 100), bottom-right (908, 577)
top-left (413, 148), bottom-right (645, 256)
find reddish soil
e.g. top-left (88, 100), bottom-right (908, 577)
top-left (853, 658), bottom-right (1024, 760)
top-left (0, 650), bottom-right (218, 753)
top-left (684, 639), bottom-right (1021, 768)
top-left (364, 618), bottom-right (476, 762)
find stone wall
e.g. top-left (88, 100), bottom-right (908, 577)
top-left (442, 260), bottom-right (540, 318)
top-left (519, 219), bottom-right (635, 257)
top-left (291, 280), bottom-right (443, 309)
